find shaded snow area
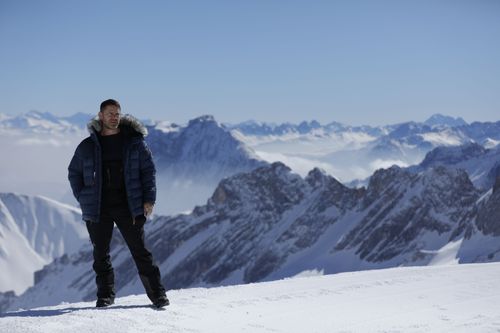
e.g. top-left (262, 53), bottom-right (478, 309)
top-left (2, 263), bottom-right (499, 333)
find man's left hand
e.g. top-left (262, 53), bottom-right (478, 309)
top-left (144, 202), bottom-right (154, 218)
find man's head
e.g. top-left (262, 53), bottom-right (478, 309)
top-left (99, 99), bottom-right (121, 131)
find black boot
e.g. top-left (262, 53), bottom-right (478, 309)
top-left (152, 294), bottom-right (169, 308)
top-left (96, 297), bottom-right (115, 308)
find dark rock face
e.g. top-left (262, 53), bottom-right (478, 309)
top-left (476, 193), bottom-right (500, 236)
top-left (0, 291), bottom-right (17, 313)
top-left (476, 170), bottom-right (500, 236)
top-left (245, 250), bottom-right (282, 283)
top-left (148, 162), bottom-right (483, 289)
top-left (336, 166), bottom-right (480, 262)
top-left (485, 162), bottom-right (500, 192)
top-left (153, 162), bottom-right (312, 288)
top-left (419, 142), bottom-right (487, 169)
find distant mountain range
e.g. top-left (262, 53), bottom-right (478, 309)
top-left (1, 109), bottom-right (499, 210)
top-left (0, 110), bottom-right (491, 145)
top-left (227, 115), bottom-right (500, 182)
top-left (0, 110), bottom-right (89, 133)
top-left (224, 113), bottom-right (468, 136)
top-left (2, 110), bottom-right (498, 159)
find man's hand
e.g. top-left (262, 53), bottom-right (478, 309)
top-left (144, 202), bottom-right (154, 218)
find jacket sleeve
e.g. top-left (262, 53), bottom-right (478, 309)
top-left (139, 140), bottom-right (156, 204)
top-left (68, 147), bottom-right (84, 201)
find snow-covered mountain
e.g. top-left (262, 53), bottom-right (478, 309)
top-left (410, 142), bottom-right (500, 190)
top-left (0, 110), bottom-right (91, 134)
top-left (423, 114), bottom-right (468, 128)
top-left (147, 115), bottom-right (266, 177)
top-left (145, 115), bottom-right (267, 214)
top-left (460, 121), bottom-right (500, 147)
top-left (0, 193), bottom-right (87, 295)
top-left (2, 263), bottom-right (499, 332)
top-left (6, 160), bottom-right (499, 312)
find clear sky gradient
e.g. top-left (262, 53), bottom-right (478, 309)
top-left (1, 0), bottom-right (499, 125)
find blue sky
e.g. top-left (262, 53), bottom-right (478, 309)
top-left (0, 0), bottom-right (499, 125)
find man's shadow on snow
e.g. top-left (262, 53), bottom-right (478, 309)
top-left (1, 304), bottom-right (165, 318)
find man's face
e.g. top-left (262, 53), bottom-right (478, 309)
top-left (99, 105), bottom-right (121, 130)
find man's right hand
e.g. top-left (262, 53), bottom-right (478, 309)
top-left (144, 202), bottom-right (154, 217)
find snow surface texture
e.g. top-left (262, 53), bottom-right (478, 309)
top-left (1, 263), bottom-right (499, 333)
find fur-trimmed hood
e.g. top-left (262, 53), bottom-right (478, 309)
top-left (86, 113), bottom-right (148, 137)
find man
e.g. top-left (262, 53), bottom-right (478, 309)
top-left (68, 99), bottom-right (169, 308)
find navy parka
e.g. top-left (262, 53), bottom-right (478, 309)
top-left (68, 114), bottom-right (156, 223)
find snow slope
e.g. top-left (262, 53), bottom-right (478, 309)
top-left (0, 193), bottom-right (86, 294)
top-left (1, 263), bottom-right (499, 333)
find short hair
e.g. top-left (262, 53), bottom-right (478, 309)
top-left (100, 99), bottom-right (121, 112)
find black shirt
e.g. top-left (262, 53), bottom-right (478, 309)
top-left (99, 131), bottom-right (127, 208)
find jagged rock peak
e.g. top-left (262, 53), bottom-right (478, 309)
top-left (305, 167), bottom-right (329, 186)
top-left (424, 113), bottom-right (468, 127)
top-left (187, 114), bottom-right (218, 127)
top-left (367, 165), bottom-right (408, 189)
top-left (419, 165), bottom-right (476, 193)
top-left (232, 161), bottom-right (297, 186)
top-left (208, 161), bottom-right (302, 208)
top-left (269, 161), bottom-right (292, 173)
top-left (305, 167), bottom-right (343, 189)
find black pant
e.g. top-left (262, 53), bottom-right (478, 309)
top-left (85, 204), bottom-right (166, 302)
